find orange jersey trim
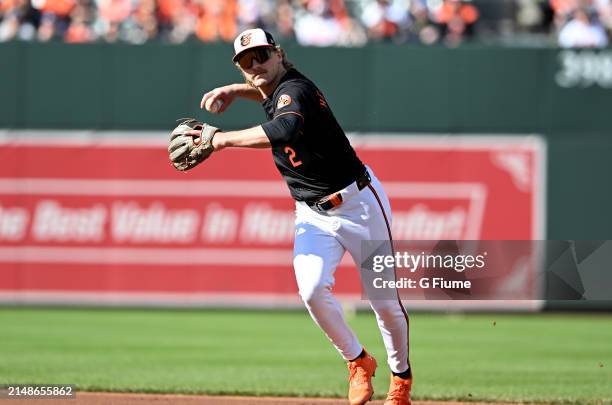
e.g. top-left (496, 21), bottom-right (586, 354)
top-left (273, 111), bottom-right (305, 123)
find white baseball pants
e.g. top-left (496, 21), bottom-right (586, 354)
top-left (293, 167), bottom-right (410, 373)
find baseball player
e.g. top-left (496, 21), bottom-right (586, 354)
top-left (169, 28), bottom-right (412, 405)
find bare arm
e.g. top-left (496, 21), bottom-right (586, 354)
top-left (201, 83), bottom-right (263, 113)
top-left (212, 125), bottom-right (271, 151)
top-left (229, 83), bottom-right (264, 102)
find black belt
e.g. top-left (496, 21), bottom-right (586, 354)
top-left (306, 170), bottom-right (371, 212)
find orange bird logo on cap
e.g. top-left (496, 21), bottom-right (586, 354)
top-left (240, 34), bottom-right (252, 46)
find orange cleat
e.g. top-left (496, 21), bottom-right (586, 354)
top-left (347, 348), bottom-right (378, 405)
top-left (383, 373), bottom-right (413, 405)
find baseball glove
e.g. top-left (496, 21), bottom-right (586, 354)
top-left (168, 118), bottom-right (219, 171)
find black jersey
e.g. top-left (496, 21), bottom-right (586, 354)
top-left (261, 69), bottom-right (365, 202)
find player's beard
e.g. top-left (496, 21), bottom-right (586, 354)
top-left (240, 70), bottom-right (260, 89)
top-left (238, 62), bottom-right (285, 92)
top-left (241, 70), bottom-right (272, 89)
top-left (250, 70), bottom-right (271, 87)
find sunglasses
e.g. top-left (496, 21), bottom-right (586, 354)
top-left (237, 48), bottom-right (272, 70)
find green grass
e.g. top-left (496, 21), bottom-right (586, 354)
top-left (0, 308), bottom-right (611, 404)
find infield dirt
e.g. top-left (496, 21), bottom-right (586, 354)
top-left (0, 392), bottom-right (526, 405)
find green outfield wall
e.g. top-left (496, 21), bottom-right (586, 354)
top-left (2, 42), bottom-right (612, 244)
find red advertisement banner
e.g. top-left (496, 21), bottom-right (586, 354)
top-left (0, 134), bottom-right (545, 307)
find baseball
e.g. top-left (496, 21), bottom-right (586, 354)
top-left (207, 98), bottom-right (224, 113)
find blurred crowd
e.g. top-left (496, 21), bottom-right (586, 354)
top-left (0, 0), bottom-right (610, 47)
top-left (552, 0), bottom-right (610, 47)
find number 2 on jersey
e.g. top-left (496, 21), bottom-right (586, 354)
top-left (284, 146), bottom-right (303, 167)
